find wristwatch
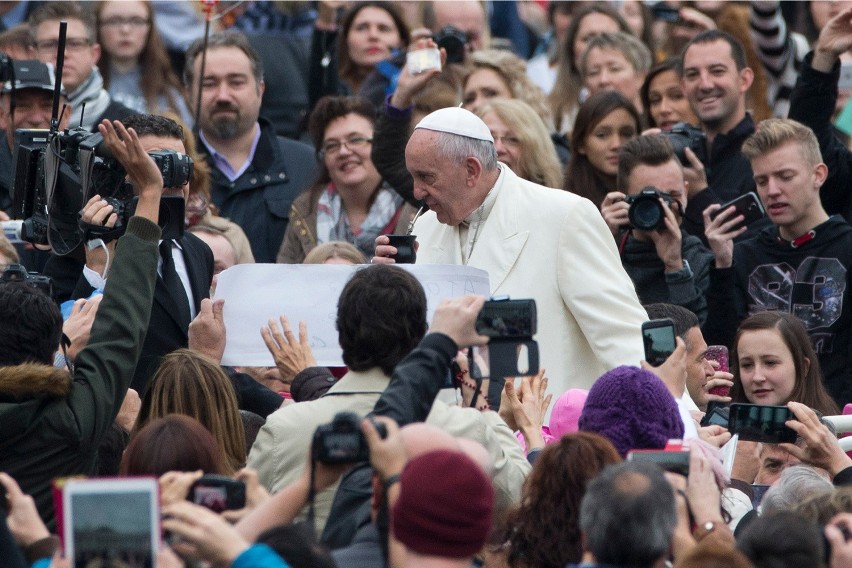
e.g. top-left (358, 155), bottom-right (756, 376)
top-left (665, 259), bottom-right (693, 283)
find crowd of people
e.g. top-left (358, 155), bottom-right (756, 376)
top-left (4, 1), bottom-right (852, 567)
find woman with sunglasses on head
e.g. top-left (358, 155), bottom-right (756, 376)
top-left (277, 96), bottom-right (416, 264)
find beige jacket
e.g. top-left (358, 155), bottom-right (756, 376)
top-left (247, 367), bottom-right (531, 534)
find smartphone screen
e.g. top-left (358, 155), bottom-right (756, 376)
top-left (191, 475), bottom-right (246, 513)
top-left (728, 403), bottom-right (797, 444)
top-left (642, 318), bottom-right (676, 366)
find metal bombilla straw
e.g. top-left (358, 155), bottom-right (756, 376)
top-left (406, 206), bottom-right (425, 235)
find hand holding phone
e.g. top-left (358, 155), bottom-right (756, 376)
top-left (642, 319), bottom-right (677, 366)
top-left (705, 345), bottom-right (731, 397)
top-left (727, 403), bottom-right (797, 444)
top-left (190, 475), bottom-right (246, 513)
top-left (709, 192), bottom-right (766, 230)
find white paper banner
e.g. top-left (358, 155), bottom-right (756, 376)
top-left (215, 264), bottom-right (490, 367)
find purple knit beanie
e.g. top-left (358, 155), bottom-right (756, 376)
top-left (578, 365), bottom-right (684, 457)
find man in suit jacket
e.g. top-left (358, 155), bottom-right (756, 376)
top-left (375, 107), bottom-right (647, 397)
top-left (63, 114), bottom-right (213, 392)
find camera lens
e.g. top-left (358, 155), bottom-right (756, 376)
top-left (629, 197), bottom-right (664, 231)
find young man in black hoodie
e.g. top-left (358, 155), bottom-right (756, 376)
top-left (703, 118), bottom-right (852, 406)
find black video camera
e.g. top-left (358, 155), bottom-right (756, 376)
top-left (11, 126), bottom-right (193, 254)
top-left (311, 412), bottom-right (387, 464)
top-left (474, 298), bottom-right (540, 410)
top-left (0, 263), bottom-right (52, 296)
top-left (626, 187), bottom-right (674, 231)
top-left (433, 25), bottom-right (468, 64)
top-left (661, 122), bottom-right (706, 166)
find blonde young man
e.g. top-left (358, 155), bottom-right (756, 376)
top-left (703, 118), bottom-right (852, 406)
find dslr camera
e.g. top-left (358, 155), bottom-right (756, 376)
top-left (0, 264), bottom-right (52, 296)
top-left (625, 187), bottom-right (673, 231)
top-left (312, 412), bottom-right (387, 464)
top-left (433, 25), bottom-right (468, 64)
top-left (661, 122), bottom-right (706, 166)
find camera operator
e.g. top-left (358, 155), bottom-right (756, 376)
top-left (0, 60), bottom-right (69, 268)
top-left (0, 118), bottom-right (165, 528)
top-left (601, 135), bottom-right (713, 325)
top-left (43, 113), bottom-right (213, 393)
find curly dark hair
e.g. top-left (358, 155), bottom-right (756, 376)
top-left (337, 265), bottom-right (427, 376)
top-left (499, 433), bottom-right (622, 568)
top-left (0, 282), bottom-right (62, 366)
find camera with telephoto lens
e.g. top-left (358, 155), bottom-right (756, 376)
top-left (661, 121), bottom-right (706, 166)
top-left (625, 187), bottom-right (674, 231)
top-left (0, 263), bottom-right (52, 296)
top-left (312, 412), bottom-right (387, 464)
top-left (433, 25), bottom-right (468, 64)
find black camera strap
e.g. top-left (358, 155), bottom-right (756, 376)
top-left (305, 460), bottom-right (318, 540)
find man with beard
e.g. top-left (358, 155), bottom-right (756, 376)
top-left (677, 30), bottom-right (767, 242)
top-left (184, 31), bottom-right (316, 262)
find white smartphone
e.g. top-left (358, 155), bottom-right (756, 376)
top-left (62, 477), bottom-right (160, 567)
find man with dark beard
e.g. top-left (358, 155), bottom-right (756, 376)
top-left (184, 31), bottom-right (316, 262)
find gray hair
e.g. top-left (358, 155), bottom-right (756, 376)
top-left (580, 462), bottom-right (677, 568)
top-left (761, 465), bottom-right (834, 517)
top-left (433, 131), bottom-right (498, 171)
top-left (183, 31), bottom-right (264, 89)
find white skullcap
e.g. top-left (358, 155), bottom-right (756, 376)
top-left (414, 107), bottom-right (494, 143)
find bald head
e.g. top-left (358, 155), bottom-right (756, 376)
top-left (400, 423), bottom-right (492, 474)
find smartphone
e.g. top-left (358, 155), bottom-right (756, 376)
top-left (627, 450), bottom-right (690, 476)
top-left (642, 318), bottom-right (676, 366)
top-left (751, 483), bottom-right (771, 507)
top-left (62, 477), bottom-right (160, 566)
top-left (476, 298), bottom-right (537, 339)
top-left (841, 62), bottom-right (852, 90)
top-left (406, 47), bottom-right (441, 74)
top-left (727, 403), bottom-right (797, 444)
top-left (651, 4), bottom-right (681, 23)
top-left (705, 345), bottom-right (730, 396)
top-left (190, 474), bottom-right (246, 513)
top-left (700, 402), bottom-right (730, 428)
top-left (709, 192), bottom-right (766, 229)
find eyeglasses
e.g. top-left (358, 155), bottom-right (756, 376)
top-left (319, 136), bottom-right (372, 159)
top-left (100, 16), bottom-right (151, 29)
top-left (492, 134), bottom-right (520, 147)
top-left (35, 38), bottom-right (91, 53)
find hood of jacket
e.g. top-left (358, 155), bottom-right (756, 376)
top-left (0, 363), bottom-right (72, 441)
